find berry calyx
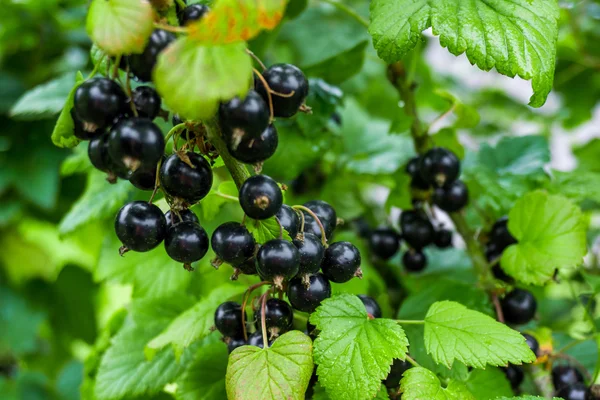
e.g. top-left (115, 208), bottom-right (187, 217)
top-left (108, 118), bottom-right (165, 172)
top-left (165, 209), bottom-right (199, 229)
top-left (128, 29), bottom-right (175, 82)
top-left (211, 222), bottom-right (256, 266)
top-left (403, 249), bottom-right (427, 272)
top-left (419, 147), bottom-right (460, 187)
top-left (132, 86), bottom-right (162, 120)
top-left (214, 301), bottom-right (246, 338)
top-left (258, 298), bottom-right (294, 336)
top-left (503, 364), bottom-right (524, 389)
top-left (114, 201), bottom-right (166, 252)
top-left (368, 228), bottom-right (400, 260)
top-left (321, 241), bottom-right (361, 283)
top-left (72, 108), bottom-right (102, 140)
top-left (400, 211), bottom-right (434, 249)
top-left (255, 63), bottom-right (309, 118)
top-left (433, 228), bottom-right (453, 248)
top-left (239, 175), bottom-right (283, 220)
top-left (287, 273), bottom-right (331, 313)
top-left (228, 124), bottom-right (278, 165)
top-left (500, 289), bottom-right (537, 325)
top-left (552, 365), bottom-right (584, 391)
top-left (302, 200), bottom-right (337, 240)
top-left (293, 232), bottom-right (325, 276)
top-left (522, 333), bottom-right (539, 357)
top-left (74, 77), bottom-right (127, 130)
top-left (164, 221), bottom-right (209, 269)
top-left (276, 204), bottom-right (300, 239)
top-left (178, 3), bottom-right (209, 25)
top-left (220, 90), bottom-right (270, 145)
top-left (432, 180), bottom-right (469, 212)
top-left (556, 383), bottom-right (588, 400)
top-left (256, 239), bottom-right (300, 287)
top-left (160, 152), bottom-right (213, 204)
top-left (357, 295), bottom-right (382, 318)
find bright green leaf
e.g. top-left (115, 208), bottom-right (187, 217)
top-left (197, 180), bottom-right (238, 221)
top-left (465, 368), bottom-right (513, 400)
top-left (51, 71), bottom-right (84, 148)
top-left (400, 367), bottom-right (475, 400)
top-left (60, 143), bottom-right (92, 176)
top-left (573, 138), bottom-right (600, 172)
top-left (10, 73), bottom-right (75, 120)
top-left (303, 41), bottom-right (369, 84)
top-left (545, 170), bottom-right (600, 205)
top-left (244, 215), bottom-right (292, 243)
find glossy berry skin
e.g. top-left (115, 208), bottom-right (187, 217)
top-left (255, 63), bottom-right (309, 117)
top-left (115, 201), bottom-right (167, 252)
top-left (229, 124), bottom-right (278, 164)
top-left (160, 152), bottom-right (213, 204)
top-left (72, 109), bottom-right (102, 140)
top-left (227, 337), bottom-right (246, 354)
top-left (500, 289), bottom-right (537, 325)
top-left (132, 86), bottom-right (161, 120)
top-left (358, 295), bottom-right (382, 318)
top-left (522, 333), bottom-right (539, 357)
top-left (220, 90), bottom-right (270, 141)
top-left (178, 3), bottom-right (209, 25)
top-left (384, 359), bottom-right (412, 389)
top-left (287, 273), bottom-right (331, 313)
top-left (247, 331), bottom-right (272, 348)
top-left (164, 221), bottom-right (209, 263)
top-left (128, 30), bottom-right (175, 81)
top-left (419, 147), bottom-right (460, 187)
top-left (276, 204), bottom-right (300, 238)
top-left (236, 256), bottom-right (258, 275)
top-left (434, 228), bottom-right (453, 248)
top-left (403, 250), bottom-right (427, 272)
top-left (432, 180), bottom-right (469, 212)
top-left (321, 241), bottom-right (361, 283)
top-left (293, 233), bottom-right (325, 275)
top-left (492, 265), bottom-right (514, 283)
top-left (303, 200), bottom-right (337, 240)
top-left (400, 212), bottom-right (434, 250)
top-left (88, 135), bottom-right (112, 173)
top-left (504, 365), bottom-right (524, 389)
top-left (368, 228), bottom-right (400, 260)
top-left (259, 298), bottom-right (294, 333)
top-left (211, 222), bottom-right (256, 265)
top-left (490, 217), bottom-right (517, 250)
top-left (256, 239), bottom-right (300, 282)
top-left (165, 209), bottom-right (199, 229)
top-left (239, 175), bottom-right (282, 220)
top-left (214, 301), bottom-right (246, 338)
top-left (129, 166), bottom-right (157, 191)
top-left (552, 366), bottom-right (584, 391)
top-left (108, 118), bottom-right (165, 172)
top-left (405, 156), bottom-right (430, 190)
top-left (74, 78), bottom-right (128, 129)
top-left (556, 383), bottom-right (588, 400)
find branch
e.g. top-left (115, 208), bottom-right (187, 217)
top-left (449, 212), bottom-right (492, 285)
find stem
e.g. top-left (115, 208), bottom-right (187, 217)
top-left (396, 319), bottom-right (425, 325)
top-left (241, 281), bottom-right (271, 341)
top-left (530, 365), bottom-right (554, 399)
top-left (405, 355), bottom-right (421, 368)
top-left (319, 0), bottom-right (369, 28)
top-left (275, 216), bottom-right (284, 239)
top-left (260, 291), bottom-right (270, 348)
top-left (153, 22), bottom-right (188, 33)
top-left (491, 292), bottom-right (505, 323)
top-left (204, 118), bottom-right (251, 190)
top-left (292, 205), bottom-right (328, 246)
top-left (215, 192), bottom-right (239, 201)
top-left (427, 104), bottom-right (456, 134)
top-left (175, 0), bottom-right (186, 9)
top-left (450, 212), bottom-right (491, 284)
top-left (245, 49), bottom-right (267, 70)
top-left (87, 55), bottom-right (105, 79)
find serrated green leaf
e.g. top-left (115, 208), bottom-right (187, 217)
top-left (478, 136), bottom-right (550, 176)
top-left (369, 0), bottom-right (559, 107)
top-left (424, 301), bottom-right (536, 369)
top-left (87, 0), bottom-right (154, 56)
top-left (51, 71), bottom-right (84, 149)
top-left (154, 38), bottom-right (252, 121)
top-left (226, 331), bottom-right (313, 400)
top-left (145, 285), bottom-right (245, 360)
top-left (197, 181), bottom-right (238, 221)
top-left (244, 215), bottom-right (292, 243)
top-left (465, 368), bottom-right (513, 400)
top-left (10, 72), bottom-right (75, 120)
top-left (310, 293), bottom-right (408, 400)
top-left (400, 367), bottom-right (475, 400)
top-left (501, 191), bottom-right (587, 285)
top-left (545, 170), bottom-right (600, 205)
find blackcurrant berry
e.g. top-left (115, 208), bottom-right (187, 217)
top-left (399, 209), bottom-right (423, 227)
top-left (132, 86), bottom-right (162, 120)
top-left (352, 217), bottom-right (371, 239)
top-left (74, 77), bottom-right (128, 130)
top-left (433, 228), bottom-right (453, 248)
top-left (164, 221), bottom-right (209, 265)
top-left (321, 241), bottom-right (361, 283)
top-left (522, 333), bottom-right (539, 357)
top-left (239, 175), bottom-right (282, 220)
top-left (492, 265), bottom-right (514, 283)
top-left (419, 147), bottom-right (460, 187)
top-left (247, 331), bottom-right (272, 348)
top-left (227, 336), bottom-right (246, 353)
top-left (255, 63), bottom-right (309, 118)
top-left (400, 212), bottom-right (434, 250)
top-left (256, 298), bottom-right (293, 334)
top-left (368, 228), bottom-right (400, 260)
top-left (165, 209), bottom-right (199, 229)
top-left (160, 152), bottom-right (213, 204)
top-left (178, 3), bottom-right (209, 25)
top-left (552, 365), bottom-right (584, 391)
top-left (128, 29), bottom-right (175, 82)
top-left (287, 273), bottom-right (331, 313)
top-left (88, 135), bottom-right (112, 173)
top-left (501, 289), bottom-right (537, 325)
top-left (489, 217), bottom-right (517, 250)
top-left (228, 124), bottom-right (278, 164)
top-left (357, 295), bottom-right (382, 318)
top-left (235, 256), bottom-right (258, 276)
top-left (108, 118), bottom-right (165, 172)
top-left (302, 200), bottom-right (337, 239)
top-left (275, 204), bottom-right (300, 238)
top-left (129, 165), bottom-right (158, 191)
top-left (115, 201), bottom-right (166, 252)
top-left (211, 222), bottom-right (256, 265)
top-left (403, 249), bottom-right (427, 272)
top-left (556, 383), bottom-right (588, 400)
top-left (405, 156), bottom-right (430, 190)
top-left (503, 364), bottom-right (524, 389)
top-left (432, 180), bottom-right (469, 212)
top-left (256, 239), bottom-right (300, 286)
top-left (72, 108), bottom-right (102, 140)
top-left (220, 90), bottom-right (270, 143)
top-left (293, 232), bottom-right (325, 275)
top-left (214, 301), bottom-right (246, 338)
top-left (384, 359), bottom-right (412, 389)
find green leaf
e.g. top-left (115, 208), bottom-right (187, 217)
top-left (244, 215), bottom-right (292, 243)
top-left (51, 71), bottom-right (84, 148)
top-left (197, 180), bottom-right (238, 221)
top-left (303, 41), bottom-right (368, 84)
top-left (87, 0), bottom-right (154, 55)
top-left (154, 38), bottom-right (252, 121)
top-left (295, 79), bottom-right (343, 136)
top-left (465, 368), bottom-right (513, 400)
top-left (369, 0), bottom-right (559, 107)
top-left (385, 172), bottom-right (413, 212)
top-left (478, 136), bottom-right (550, 176)
top-left (431, 128), bottom-right (465, 159)
top-left (60, 143), bottom-right (92, 176)
top-left (545, 169), bottom-right (600, 205)
top-left (400, 367), bottom-right (475, 400)
top-left (573, 138), bottom-right (600, 172)
top-left (434, 90), bottom-right (480, 130)
top-left (501, 191), bottom-right (587, 285)
top-left (310, 293), bottom-right (408, 400)
top-left (0, 286), bottom-right (45, 355)
top-left (145, 285), bottom-right (246, 360)
top-left (424, 301), bottom-right (536, 369)
top-left (226, 330), bottom-right (313, 400)
top-left (10, 72), bottom-right (75, 120)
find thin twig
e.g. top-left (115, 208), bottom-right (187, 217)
top-left (293, 205), bottom-right (328, 246)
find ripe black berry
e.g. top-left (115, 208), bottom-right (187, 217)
top-left (492, 264), bottom-right (513, 283)
top-left (239, 175), bottom-right (282, 220)
top-left (489, 216), bottom-right (517, 250)
top-left (227, 336), bottom-right (246, 353)
top-left (74, 77), bottom-right (128, 130)
top-left (256, 239), bottom-right (300, 285)
top-left (293, 233), bottom-right (325, 275)
top-left (247, 331), bottom-right (272, 348)
top-left (419, 147), bottom-right (460, 187)
top-left (235, 256), bottom-right (258, 276)
top-left (220, 90), bottom-right (270, 143)
top-left (132, 86), bottom-right (161, 120)
top-left (303, 200), bottom-right (337, 239)
top-left (432, 180), bottom-right (469, 212)
top-left (501, 289), bottom-right (537, 325)
top-left (255, 63), bottom-right (309, 117)
top-left (129, 166), bottom-right (157, 190)
top-left (552, 366), bottom-right (584, 391)
top-left (72, 108), bottom-right (102, 140)
top-left (211, 222), bottom-right (256, 265)
top-left (287, 273), bottom-right (331, 313)
top-left (556, 383), bottom-right (588, 400)
top-left (358, 295), bottom-right (382, 318)
top-left (504, 364), bottom-right (524, 389)
top-left (214, 301), bottom-right (246, 338)
top-left (368, 228), bottom-right (400, 260)
top-left (257, 298), bottom-right (294, 335)
top-left (128, 29), bottom-right (176, 82)
top-left (115, 201), bottom-right (166, 252)
top-left (165, 209), bottom-right (199, 228)
top-left (108, 118), bottom-right (165, 172)
top-left (433, 228), bottom-right (453, 248)
top-left (384, 359), bottom-right (412, 389)
top-left (403, 249), bottom-right (427, 272)
top-left (321, 241), bottom-right (361, 283)
top-left (88, 135), bottom-right (112, 173)
top-left (178, 3), bottom-right (209, 25)
top-left (164, 221), bottom-right (209, 265)
top-left (405, 156), bottom-right (430, 190)
top-left (275, 204), bottom-right (300, 238)
top-left (400, 211), bottom-right (434, 249)
top-left (522, 333), bottom-right (539, 357)
top-left (228, 124), bottom-right (278, 164)
top-left (160, 152), bottom-right (213, 204)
